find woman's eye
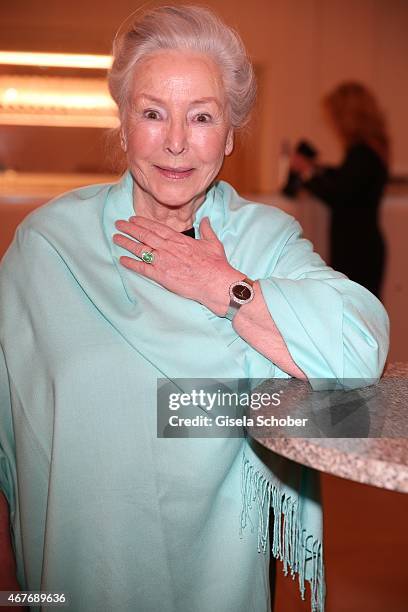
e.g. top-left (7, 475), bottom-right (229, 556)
top-left (195, 113), bottom-right (212, 123)
top-left (144, 110), bottom-right (160, 120)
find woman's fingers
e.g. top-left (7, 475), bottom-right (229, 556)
top-left (129, 216), bottom-right (188, 244)
top-left (112, 233), bottom-right (157, 262)
top-left (113, 215), bottom-right (229, 302)
top-left (199, 217), bottom-right (218, 241)
top-left (114, 220), bottom-right (166, 250)
top-left (118, 256), bottom-right (160, 282)
top-left (119, 255), bottom-right (153, 273)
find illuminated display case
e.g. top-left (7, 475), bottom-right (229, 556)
top-left (0, 51), bottom-right (118, 128)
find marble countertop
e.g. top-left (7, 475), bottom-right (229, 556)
top-left (248, 363), bottom-right (408, 493)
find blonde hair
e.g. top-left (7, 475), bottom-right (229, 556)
top-left (324, 82), bottom-right (390, 164)
top-left (108, 5), bottom-right (256, 130)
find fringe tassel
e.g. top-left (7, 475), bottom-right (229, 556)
top-left (240, 451), bottom-right (325, 612)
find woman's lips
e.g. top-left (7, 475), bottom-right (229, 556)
top-left (155, 166), bottom-right (194, 180)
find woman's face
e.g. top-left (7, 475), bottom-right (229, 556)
top-left (124, 50), bottom-right (233, 213)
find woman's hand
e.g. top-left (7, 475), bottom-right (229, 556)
top-left (113, 216), bottom-right (243, 316)
top-left (113, 215), bottom-right (306, 379)
top-left (290, 152), bottom-right (316, 181)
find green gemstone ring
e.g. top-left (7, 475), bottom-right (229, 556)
top-left (141, 250), bottom-right (155, 264)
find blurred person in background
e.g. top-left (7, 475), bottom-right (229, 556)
top-left (283, 82), bottom-right (389, 299)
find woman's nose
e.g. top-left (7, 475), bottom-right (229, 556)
top-left (164, 119), bottom-right (188, 155)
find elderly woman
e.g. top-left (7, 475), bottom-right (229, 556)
top-left (0, 6), bottom-right (388, 612)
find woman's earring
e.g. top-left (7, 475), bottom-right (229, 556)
top-left (120, 132), bottom-right (127, 152)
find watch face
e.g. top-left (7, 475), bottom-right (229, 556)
top-left (229, 280), bottom-right (254, 305)
top-left (232, 284), bottom-right (252, 301)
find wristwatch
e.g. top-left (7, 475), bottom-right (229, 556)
top-left (225, 277), bottom-right (255, 321)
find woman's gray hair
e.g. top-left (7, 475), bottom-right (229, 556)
top-left (108, 5), bottom-right (256, 130)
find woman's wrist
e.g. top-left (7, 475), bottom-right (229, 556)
top-left (201, 267), bottom-right (246, 317)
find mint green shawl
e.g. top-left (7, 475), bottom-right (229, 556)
top-left (0, 172), bottom-right (389, 611)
